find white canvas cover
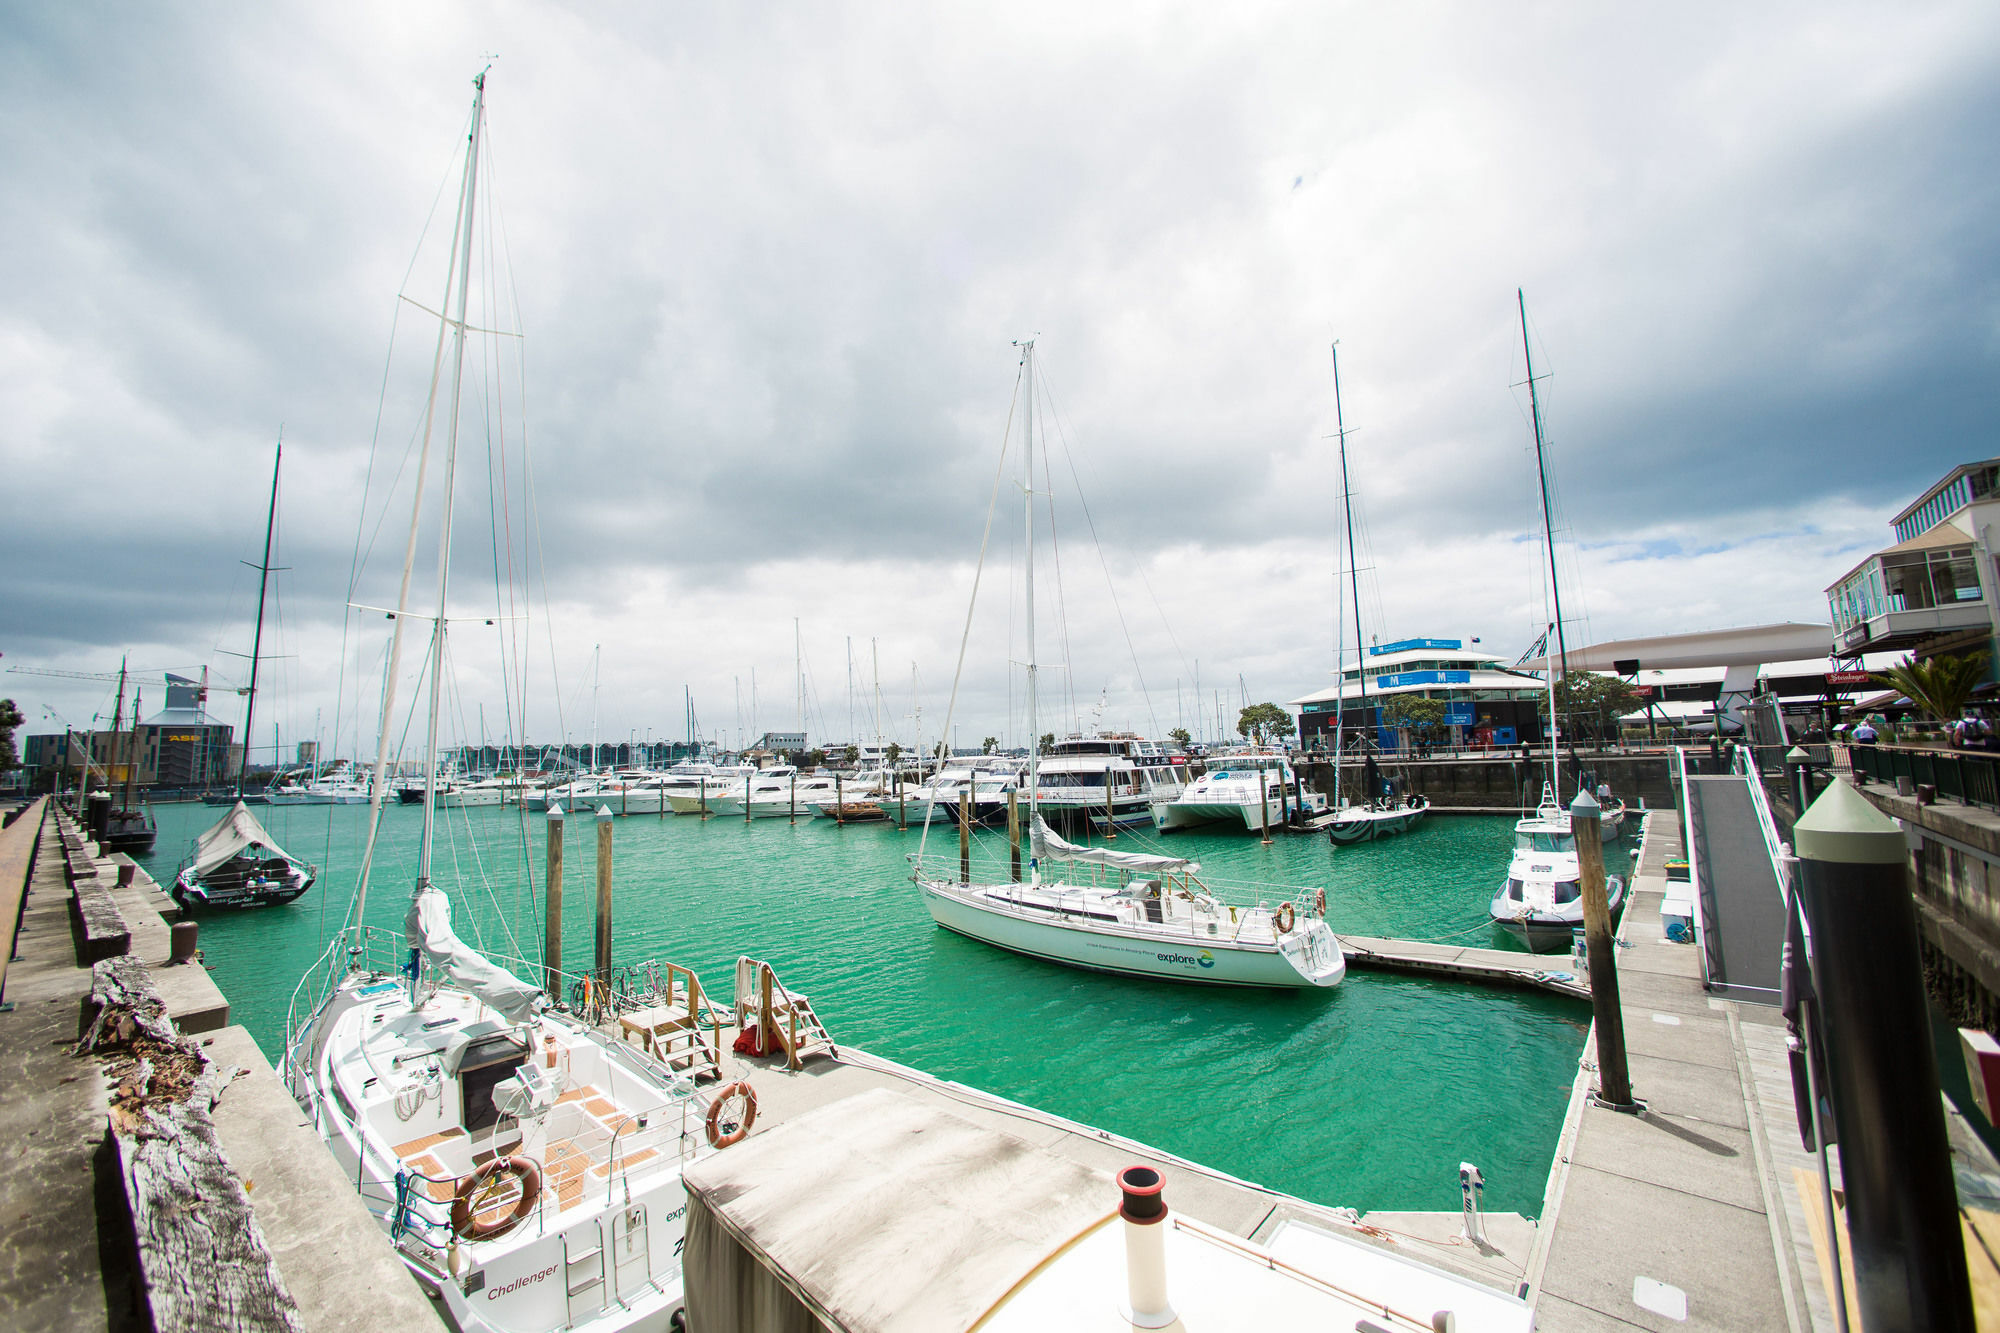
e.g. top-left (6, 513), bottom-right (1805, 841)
top-left (1030, 815), bottom-right (1194, 876)
top-left (404, 884), bottom-right (544, 1024)
top-left (190, 801), bottom-right (298, 877)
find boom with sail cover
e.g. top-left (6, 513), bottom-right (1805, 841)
top-left (1029, 817), bottom-right (1195, 876)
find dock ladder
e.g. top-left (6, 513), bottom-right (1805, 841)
top-left (734, 956), bottom-right (836, 1070)
top-left (615, 961), bottom-right (724, 1082)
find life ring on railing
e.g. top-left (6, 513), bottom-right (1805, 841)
top-left (1274, 902), bottom-right (1296, 934)
top-left (450, 1155), bottom-right (542, 1241)
top-left (706, 1080), bottom-right (758, 1149)
top-left (1313, 888), bottom-right (1327, 917)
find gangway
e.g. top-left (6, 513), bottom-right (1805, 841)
top-left (1677, 749), bottom-right (1789, 1002)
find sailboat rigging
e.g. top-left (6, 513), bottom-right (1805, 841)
top-left (281, 72), bottom-right (723, 1331)
top-left (1322, 345), bottom-right (1429, 845)
top-left (914, 341), bottom-right (1343, 988)
top-left (174, 440), bottom-right (317, 908)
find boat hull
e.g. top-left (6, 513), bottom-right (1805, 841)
top-left (918, 881), bottom-right (1344, 988)
top-left (1326, 800), bottom-right (1429, 845)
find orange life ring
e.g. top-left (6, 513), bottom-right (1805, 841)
top-left (1274, 902), bottom-right (1296, 934)
top-left (450, 1155), bottom-right (542, 1241)
top-left (706, 1080), bottom-right (758, 1149)
top-left (1313, 888), bottom-right (1327, 917)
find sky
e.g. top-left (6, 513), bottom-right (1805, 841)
top-left (4, 2), bottom-right (1998, 763)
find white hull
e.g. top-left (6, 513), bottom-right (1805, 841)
top-left (1326, 800), bottom-right (1429, 845)
top-left (917, 880), bottom-right (1344, 988)
top-left (439, 786), bottom-right (507, 808)
top-left (1152, 800), bottom-right (1301, 834)
top-left (1490, 877), bottom-right (1627, 952)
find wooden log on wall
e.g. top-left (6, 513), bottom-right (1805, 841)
top-left (77, 954), bottom-right (305, 1333)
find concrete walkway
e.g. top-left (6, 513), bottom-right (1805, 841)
top-left (1529, 810), bottom-right (1805, 1331)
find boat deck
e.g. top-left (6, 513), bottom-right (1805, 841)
top-left (712, 1041), bottom-right (1542, 1299)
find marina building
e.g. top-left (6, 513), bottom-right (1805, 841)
top-left (1288, 637), bottom-right (1550, 752)
top-left (22, 672), bottom-right (234, 792)
top-left (1826, 457), bottom-right (2000, 670)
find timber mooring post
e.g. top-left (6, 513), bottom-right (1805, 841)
top-left (594, 804), bottom-right (614, 985)
top-left (1571, 789), bottom-right (1636, 1110)
top-left (545, 803), bottom-right (564, 996)
top-left (1008, 788), bottom-right (1021, 882)
top-left (1796, 778), bottom-right (1975, 1332)
top-left (959, 788), bottom-right (972, 884)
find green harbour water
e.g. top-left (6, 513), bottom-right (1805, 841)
top-left (137, 800), bottom-right (1628, 1217)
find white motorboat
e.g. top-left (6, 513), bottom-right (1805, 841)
top-left (1152, 751), bottom-right (1324, 834)
top-left (281, 73), bottom-right (734, 1333)
top-left (1032, 734), bottom-right (1185, 832)
top-left (1488, 787), bottom-right (1625, 951)
top-left (913, 341), bottom-right (1342, 990)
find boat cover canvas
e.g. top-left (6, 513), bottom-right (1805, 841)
top-left (404, 885), bottom-right (543, 1024)
top-left (190, 800), bottom-right (299, 877)
top-left (1031, 815), bottom-right (1194, 876)
top-left (681, 1087), bottom-right (1112, 1333)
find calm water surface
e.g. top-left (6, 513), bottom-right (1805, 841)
top-left (139, 801), bottom-right (1628, 1216)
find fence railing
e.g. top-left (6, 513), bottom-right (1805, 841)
top-left (1848, 742), bottom-right (2000, 812)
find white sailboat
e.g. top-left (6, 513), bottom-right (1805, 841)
top-left (914, 342), bottom-right (1344, 989)
top-left (1322, 345), bottom-right (1430, 845)
top-left (281, 73), bottom-right (721, 1331)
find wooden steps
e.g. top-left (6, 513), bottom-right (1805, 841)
top-left (735, 956), bottom-right (836, 1071)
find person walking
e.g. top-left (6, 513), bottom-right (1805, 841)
top-left (1852, 719), bottom-right (1879, 746)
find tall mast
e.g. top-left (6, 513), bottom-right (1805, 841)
top-left (124, 687), bottom-right (142, 816)
top-left (350, 73), bottom-right (489, 933)
top-left (1519, 289), bottom-right (1571, 800)
top-left (1021, 340), bottom-right (1040, 877)
top-left (239, 440), bottom-right (282, 798)
top-left (414, 68), bottom-right (488, 895)
top-left (1333, 347), bottom-right (1368, 784)
top-left (795, 618), bottom-right (804, 741)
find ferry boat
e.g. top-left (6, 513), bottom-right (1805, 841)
top-left (1151, 750), bottom-right (1324, 834)
top-left (1033, 733), bottom-right (1186, 832)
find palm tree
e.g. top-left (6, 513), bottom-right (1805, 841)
top-left (1869, 652), bottom-right (1991, 724)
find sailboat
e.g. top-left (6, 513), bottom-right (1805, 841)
top-left (914, 342), bottom-right (1344, 989)
top-left (99, 663), bottom-right (158, 854)
top-left (174, 441), bottom-right (317, 909)
top-left (1322, 345), bottom-right (1429, 845)
top-left (281, 73), bottom-right (720, 1332)
top-left (1489, 294), bottom-right (1624, 950)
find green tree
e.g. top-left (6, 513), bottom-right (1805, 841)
top-left (884, 741), bottom-right (904, 767)
top-left (1871, 652), bottom-right (1991, 724)
top-left (842, 744), bottom-right (859, 766)
top-left (1537, 672), bottom-right (1645, 747)
top-left (1235, 702), bottom-right (1296, 746)
top-left (1039, 732), bottom-right (1056, 755)
top-left (981, 736), bottom-right (998, 755)
top-left (0, 698), bottom-right (22, 772)
top-left (1168, 727), bottom-right (1192, 749)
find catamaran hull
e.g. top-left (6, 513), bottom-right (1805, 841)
top-left (918, 883), bottom-right (1344, 988)
top-left (1152, 801), bottom-right (1306, 835)
top-left (1326, 803), bottom-right (1428, 845)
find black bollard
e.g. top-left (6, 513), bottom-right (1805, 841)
top-left (1795, 778), bottom-right (1974, 1332)
top-left (86, 790), bottom-right (111, 843)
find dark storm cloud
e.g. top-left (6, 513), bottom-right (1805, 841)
top-left (6, 3), bottom-right (2000, 743)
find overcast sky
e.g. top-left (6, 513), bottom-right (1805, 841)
top-left (5, 3), bottom-right (1998, 761)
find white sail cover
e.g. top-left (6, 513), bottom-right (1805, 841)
top-left (405, 884), bottom-right (544, 1024)
top-left (1030, 816), bottom-right (1194, 875)
top-left (190, 801), bottom-right (298, 877)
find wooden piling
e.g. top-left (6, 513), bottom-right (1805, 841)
top-left (545, 803), bottom-right (564, 996)
top-left (960, 788), bottom-right (972, 884)
top-left (1008, 788), bottom-right (1021, 882)
top-left (1571, 790), bottom-right (1632, 1108)
top-left (595, 805), bottom-right (614, 983)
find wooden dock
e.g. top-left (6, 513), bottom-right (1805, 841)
top-left (1337, 933), bottom-right (1591, 1000)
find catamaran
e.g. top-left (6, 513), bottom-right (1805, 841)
top-left (281, 72), bottom-right (726, 1332)
top-left (1151, 750), bottom-right (1325, 834)
top-left (913, 342), bottom-right (1344, 989)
